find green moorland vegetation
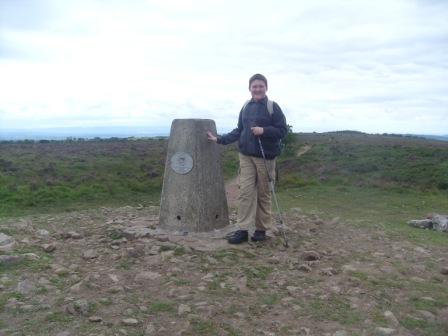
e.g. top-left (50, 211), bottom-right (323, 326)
top-left (0, 131), bottom-right (447, 244)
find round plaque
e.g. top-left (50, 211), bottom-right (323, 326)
top-left (170, 152), bottom-right (193, 174)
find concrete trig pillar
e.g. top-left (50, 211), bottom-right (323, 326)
top-left (159, 119), bottom-right (229, 232)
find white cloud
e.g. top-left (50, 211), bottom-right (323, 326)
top-left (0, 0), bottom-right (447, 135)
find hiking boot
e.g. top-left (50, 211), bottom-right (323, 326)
top-left (251, 230), bottom-right (266, 242)
top-left (227, 230), bottom-right (248, 244)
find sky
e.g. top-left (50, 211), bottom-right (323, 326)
top-left (0, 0), bottom-right (447, 135)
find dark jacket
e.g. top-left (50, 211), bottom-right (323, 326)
top-left (217, 96), bottom-right (287, 160)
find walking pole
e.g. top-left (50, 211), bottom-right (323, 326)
top-left (258, 137), bottom-right (289, 248)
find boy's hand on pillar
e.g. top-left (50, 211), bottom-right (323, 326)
top-left (207, 131), bottom-right (217, 142)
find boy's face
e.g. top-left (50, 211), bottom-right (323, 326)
top-left (249, 79), bottom-right (267, 101)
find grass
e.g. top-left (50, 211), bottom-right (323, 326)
top-left (400, 317), bottom-right (448, 336)
top-left (0, 292), bottom-right (26, 312)
top-left (0, 139), bottom-right (164, 217)
top-left (409, 296), bottom-right (446, 312)
top-left (172, 277), bottom-right (192, 286)
top-left (305, 294), bottom-right (363, 325)
top-left (148, 300), bottom-right (176, 313)
top-left (278, 184), bottom-right (448, 246)
top-left (0, 252), bottom-right (52, 275)
top-left (259, 293), bottom-right (281, 306)
top-left (45, 311), bottom-right (74, 323)
top-left (190, 318), bottom-right (219, 335)
top-left (1, 133), bottom-right (447, 219)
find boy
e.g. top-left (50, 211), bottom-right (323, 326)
top-left (207, 74), bottom-right (287, 244)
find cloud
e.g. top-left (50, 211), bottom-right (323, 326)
top-left (0, 0), bottom-right (447, 135)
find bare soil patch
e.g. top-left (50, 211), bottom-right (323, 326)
top-left (0, 204), bottom-right (447, 335)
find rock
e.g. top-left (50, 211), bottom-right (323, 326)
top-left (161, 250), bottom-right (175, 259)
top-left (330, 286), bottom-right (341, 294)
top-left (286, 286), bottom-right (300, 296)
top-left (55, 331), bottom-right (71, 336)
top-left (155, 235), bottom-right (169, 242)
top-left (69, 282), bottom-right (83, 293)
top-left (5, 297), bottom-right (20, 310)
top-left (108, 274), bottom-right (119, 283)
top-left (302, 251), bottom-right (320, 261)
top-left (135, 271), bottom-right (161, 282)
top-left (0, 276), bottom-right (11, 285)
top-left (122, 318), bottom-right (139, 326)
top-left (374, 327), bottom-right (396, 335)
top-left (342, 264), bottom-right (358, 273)
top-left (408, 214), bottom-right (448, 232)
top-left (408, 219), bottom-right (433, 229)
top-left (0, 232), bottom-right (15, 252)
top-left (22, 253), bottom-right (40, 260)
top-left (416, 310), bottom-right (435, 321)
top-left (54, 267), bottom-right (69, 276)
top-left (290, 208), bottom-right (302, 216)
top-left (0, 254), bottom-right (23, 266)
top-left (235, 275), bottom-right (248, 293)
top-left (124, 308), bottom-right (134, 316)
top-left (145, 323), bottom-right (156, 335)
top-left (36, 229), bottom-right (50, 237)
top-left (22, 304), bottom-right (35, 312)
top-left (333, 331), bottom-right (348, 336)
top-left (206, 256), bottom-right (218, 264)
top-left (421, 296), bottom-right (436, 302)
top-left (201, 273), bottom-right (214, 281)
top-left (39, 303), bottom-right (51, 310)
top-left (320, 267), bottom-right (336, 276)
top-left (431, 214), bottom-right (448, 232)
top-left (63, 231), bottom-right (82, 239)
top-left (17, 279), bottom-right (35, 294)
top-left (42, 243), bottom-right (56, 252)
top-left (89, 315), bottom-right (102, 322)
top-left (297, 264), bottom-right (312, 272)
top-left (298, 327), bottom-right (310, 335)
top-left (414, 246), bottom-right (428, 254)
top-left (38, 277), bottom-right (50, 285)
top-left (440, 267), bottom-right (448, 275)
top-left (384, 310), bottom-right (399, 327)
top-left (66, 299), bottom-right (89, 315)
top-left (148, 245), bottom-right (161, 255)
top-left (125, 247), bottom-right (144, 258)
top-left (108, 285), bottom-right (124, 293)
top-left (178, 304), bottom-right (191, 315)
top-left (437, 307), bottom-right (448, 323)
top-left (121, 227), bottom-right (153, 240)
top-left (82, 249), bottom-right (98, 260)
top-left (268, 256), bottom-right (281, 264)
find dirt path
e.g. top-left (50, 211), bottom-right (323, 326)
top-left (297, 144), bottom-right (312, 157)
top-left (1, 206), bottom-right (447, 335)
top-left (225, 177), bottom-right (239, 209)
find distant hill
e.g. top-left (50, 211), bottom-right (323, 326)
top-left (1, 127), bottom-right (447, 142)
top-left (415, 134), bottom-right (448, 142)
top-left (0, 127), bottom-right (170, 140)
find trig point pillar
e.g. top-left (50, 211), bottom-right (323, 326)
top-left (159, 119), bottom-right (229, 232)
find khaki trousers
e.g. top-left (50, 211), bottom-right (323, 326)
top-left (237, 153), bottom-right (276, 231)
